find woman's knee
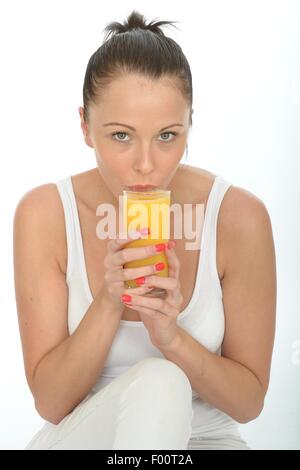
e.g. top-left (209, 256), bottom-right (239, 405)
top-left (131, 357), bottom-right (192, 399)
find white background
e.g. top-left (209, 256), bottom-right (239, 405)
top-left (1, 0), bottom-right (299, 449)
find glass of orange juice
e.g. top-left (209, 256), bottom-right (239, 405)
top-left (122, 189), bottom-right (171, 298)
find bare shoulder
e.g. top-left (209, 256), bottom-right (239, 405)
top-left (186, 163), bottom-right (272, 223)
top-left (179, 164), bottom-right (274, 253)
top-left (14, 183), bottom-right (67, 273)
top-left (217, 182), bottom-right (275, 279)
top-left (218, 183), bottom-right (274, 250)
top-left (14, 183), bottom-right (62, 220)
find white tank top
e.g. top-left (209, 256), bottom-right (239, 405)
top-left (56, 174), bottom-right (242, 439)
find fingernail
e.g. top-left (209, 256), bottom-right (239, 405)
top-left (154, 243), bottom-right (166, 252)
top-left (140, 227), bottom-right (151, 236)
top-left (121, 294), bottom-right (132, 303)
top-left (135, 276), bottom-right (145, 286)
top-left (167, 240), bottom-right (176, 249)
top-left (155, 262), bottom-right (165, 271)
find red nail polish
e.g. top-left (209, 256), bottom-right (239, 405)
top-left (155, 262), bottom-right (165, 271)
top-left (135, 276), bottom-right (145, 286)
top-left (121, 294), bottom-right (132, 303)
top-left (155, 243), bottom-right (166, 252)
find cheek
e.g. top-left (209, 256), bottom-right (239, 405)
top-left (163, 150), bottom-right (184, 168)
top-left (99, 156), bottom-right (131, 178)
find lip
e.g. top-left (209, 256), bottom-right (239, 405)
top-left (125, 184), bottom-right (158, 191)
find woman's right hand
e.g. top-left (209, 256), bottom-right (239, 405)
top-left (100, 230), bottom-right (166, 310)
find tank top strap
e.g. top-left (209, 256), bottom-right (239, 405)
top-left (200, 175), bottom-right (233, 294)
top-left (55, 176), bottom-right (83, 283)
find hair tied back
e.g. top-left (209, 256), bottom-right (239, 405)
top-left (102, 10), bottom-right (179, 41)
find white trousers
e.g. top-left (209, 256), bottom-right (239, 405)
top-left (25, 357), bottom-right (194, 450)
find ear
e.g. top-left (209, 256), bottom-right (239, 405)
top-left (78, 107), bottom-right (94, 148)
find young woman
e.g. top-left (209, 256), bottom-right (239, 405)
top-left (13, 10), bottom-right (276, 450)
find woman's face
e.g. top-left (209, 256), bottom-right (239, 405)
top-left (79, 74), bottom-right (191, 199)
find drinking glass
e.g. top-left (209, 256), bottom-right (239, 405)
top-left (122, 189), bottom-right (171, 298)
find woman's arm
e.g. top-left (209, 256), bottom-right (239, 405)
top-left (32, 291), bottom-right (122, 425)
top-left (159, 188), bottom-right (277, 423)
top-left (13, 185), bottom-right (123, 425)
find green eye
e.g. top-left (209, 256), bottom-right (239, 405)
top-left (111, 131), bottom-right (177, 143)
top-left (159, 132), bottom-right (177, 142)
top-left (112, 132), bottom-right (129, 142)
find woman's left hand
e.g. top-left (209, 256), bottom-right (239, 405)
top-left (122, 240), bottom-right (183, 350)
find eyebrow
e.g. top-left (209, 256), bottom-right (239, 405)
top-left (103, 122), bottom-right (184, 132)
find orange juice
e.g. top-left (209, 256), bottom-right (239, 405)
top-left (122, 189), bottom-right (171, 291)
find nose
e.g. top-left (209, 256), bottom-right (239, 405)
top-left (132, 145), bottom-right (155, 174)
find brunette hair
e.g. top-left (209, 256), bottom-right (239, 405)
top-left (82, 10), bottom-right (193, 127)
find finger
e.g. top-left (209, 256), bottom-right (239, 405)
top-left (165, 241), bottom-right (180, 279)
top-left (107, 230), bottom-right (142, 253)
top-left (125, 303), bottom-right (157, 317)
top-left (144, 273), bottom-right (182, 305)
top-left (144, 275), bottom-right (179, 292)
top-left (122, 285), bottom-right (154, 296)
top-left (106, 263), bottom-right (154, 283)
top-left (122, 263), bottom-right (168, 281)
top-left (111, 242), bottom-right (167, 267)
top-left (123, 294), bottom-right (179, 318)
